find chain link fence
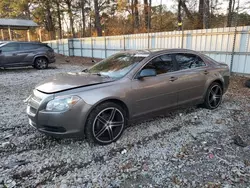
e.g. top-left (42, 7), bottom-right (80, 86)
top-left (45, 25), bottom-right (250, 75)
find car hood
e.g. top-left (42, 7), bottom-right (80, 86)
top-left (35, 72), bottom-right (114, 94)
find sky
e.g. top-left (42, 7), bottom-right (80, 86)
top-left (152, 0), bottom-right (250, 14)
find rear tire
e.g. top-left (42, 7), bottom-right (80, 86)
top-left (245, 79), bottom-right (250, 88)
top-left (203, 82), bottom-right (223, 110)
top-left (34, 57), bottom-right (48, 69)
top-left (85, 102), bottom-right (127, 145)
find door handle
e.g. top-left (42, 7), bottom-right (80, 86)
top-left (204, 70), bottom-right (209, 75)
top-left (12, 53), bottom-right (17, 56)
top-left (169, 76), bottom-right (178, 82)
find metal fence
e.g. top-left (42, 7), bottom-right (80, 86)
top-left (45, 26), bottom-right (250, 74)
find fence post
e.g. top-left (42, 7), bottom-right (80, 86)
top-left (230, 0), bottom-right (240, 75)
top-left (91, 37), bottom-right (94, 58)
top-left (104, 36), bottom-right (107, 58)
top-left (57, 39), bottom-right (59, 54)
top-left (80, 39), bottom-right (83, 57)
top-left (62, 40), bottom-right (65, 55)
top-left (68, 39), bottom-right (74, 56)
top-left (181, 30), bottom-right (184, 48)
top-left (123, 36), bottom-right (126, 51)
top-left (230, 27), bottom-right (237, 74)
top-left (186, 33), bottom-right (192, 49)
top-left (147, 33), bottom-right (150, 49)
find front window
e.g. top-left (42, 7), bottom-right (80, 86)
top-left (88, 53), bottom-right (147, 78)
top-left (142, 54), bottom-right (175, 75)
top-left (0, 43), bottom-right (20, 52)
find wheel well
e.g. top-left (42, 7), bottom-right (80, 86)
top-left (33, 56), bottom-right (48, 64)
top-left (99, 99), bottom-right (130, 119)
top-left (83, 99), bottom-right (130, 135)
top-left (212, 79), bottom-right (224, 92)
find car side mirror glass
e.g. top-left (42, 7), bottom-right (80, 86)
top-left (138, 69), bottom-right (156, 79)
top-left (0, 49), bottom-right (2, 54)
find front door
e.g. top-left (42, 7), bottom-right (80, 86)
top-left (130, 54), bottom-right (179, 118)
top-left (0, 43), bottom-right (21, 66)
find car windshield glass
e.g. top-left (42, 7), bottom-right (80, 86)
top-left (88, 53), bottom-right (147, 78)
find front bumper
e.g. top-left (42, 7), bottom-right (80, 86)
top-left (26, 91), bottom-right (92, 137)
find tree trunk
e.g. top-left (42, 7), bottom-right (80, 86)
top-left (198, 0), bottom-right (204, 29)
top-left (148, 0), bottom-right (151, 30)
top-left (178, 0), bottom-right (182, 30)
top-left (45, 0), bottom-right (55, 40)
top-left (56, 1), bottom-right (62, 39)
top-left (144, 0), bottom-right (148, 30)
top-left (94, 0), bottom-right (102, 36)
top-left (131, 0), bottom-right (135, 32)
top-left (134, 0), bottom-right (139, 31)
top-left (227, 0), bottom-right (234, 27)
top-left (180, 0), bottom-right (194, 21)
top-left (81, 0), bottom-right (86, 37)
top-left (203, 0), bottom-right (210, 28)
top-left (66, 0), bottom-right (75, 38)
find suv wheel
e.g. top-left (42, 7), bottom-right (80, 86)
top-left (85, 102), bottom-right (126, 145)
top-left (203, 82), bottom-right (223, 109)
top-left (34, 57), bottom-right (48, 69)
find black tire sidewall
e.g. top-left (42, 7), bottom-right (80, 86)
top-left (85, 102), bottom-right (127, 145)
top-left (204, 83), bottom-right (223, 110)
top-left (34, 57), bottom-right (48, 69)
top-left (245, 79), bottom-right (250, 88)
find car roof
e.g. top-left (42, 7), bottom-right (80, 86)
top-left (2, 41), bottom-right (42, 44)
top-left (123, 48), bottom-right (203, 57)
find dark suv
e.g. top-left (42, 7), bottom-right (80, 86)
top-left (0, 41), bottom-right (55, 69)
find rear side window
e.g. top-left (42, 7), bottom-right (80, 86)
top-left (21, 43), bottom-right (42, 50)
top-left (1, 43), bottom-right (20, 52)
top-left (143, 54), bottom-right (175, 75)
top-left (175, 53), bottom-right (206, 70)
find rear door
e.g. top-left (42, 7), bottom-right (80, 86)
top-left (173, 53), bottom-right (208, 105)
top-left (0, 43), bottom-right (21, 66)
top-left (19, 43), bottom-right (42, 65)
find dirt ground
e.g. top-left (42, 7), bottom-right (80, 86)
top-left (0, 55), bottom-right (250, 188)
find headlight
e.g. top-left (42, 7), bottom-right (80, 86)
top-left (46, 96), bottom-right (80, 112)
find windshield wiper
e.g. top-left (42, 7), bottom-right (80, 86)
top-left (92, 73), bottom-right (110, 78)
top-left (82, 68), bottom-right (88, 72)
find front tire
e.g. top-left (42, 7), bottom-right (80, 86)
top-left (203, 82), bottom-right (223, 109)
top-left (85, 102), bottom-right (126, 145)
top-left (34, 57), bottom-right (48, 69)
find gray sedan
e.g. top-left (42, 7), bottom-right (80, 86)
top-left (26, 49), bottom-right (229, 145)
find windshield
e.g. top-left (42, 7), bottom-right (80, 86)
top-left (88, 53), bottom-right (147, 78)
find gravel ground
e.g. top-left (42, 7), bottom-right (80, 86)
top-left (0, 57), bottom-right (250, 188)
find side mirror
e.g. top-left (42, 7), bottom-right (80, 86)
top-left (138, 68), bottom-right (156, 79)
top-left (0, 49), bottom-right (2, 54)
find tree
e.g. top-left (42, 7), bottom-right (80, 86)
top-left (64, 0), bottom-right (76, 38)
top-left (227, 0), bottom-right (236, 27)
top-left (143, 0), bottom-right (152, 31)
top-left (80, 0), bottom-right (86, 37)
top-left (53, 0), bottom-right (62, 39)
top-left (134, 0), bottom-right (139, 31)
top-left (177, 0), bottom-right (182, 30)
top-left (93, 0), bottom-right (102, 36)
